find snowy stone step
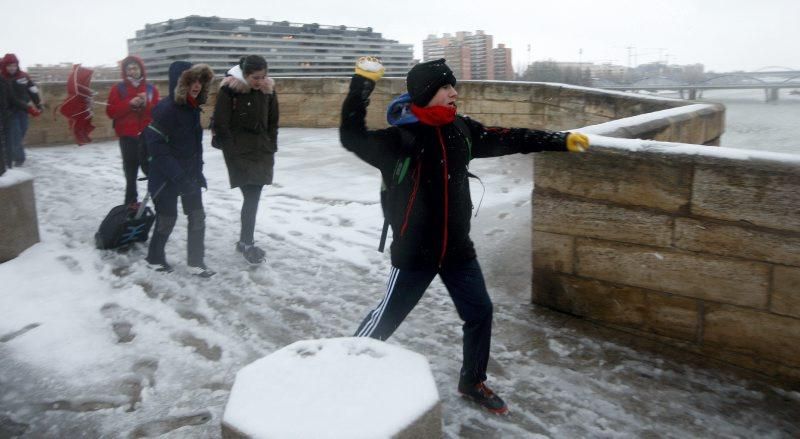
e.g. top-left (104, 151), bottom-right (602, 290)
top-left (222, 337), bottom-right (441, 439)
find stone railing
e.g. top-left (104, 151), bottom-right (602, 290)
top-left (28, 78), bottom-right (701, 145)
top-left (533, 139), bottom-right (800, 384)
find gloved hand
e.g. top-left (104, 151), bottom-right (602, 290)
top-left (27, 104), bottom-right (42, 117)
top-left (355, 56), bottom-right (385, 82)
top-left (130, 96), bottom-right (145, 110)
top-left (566, 132), bottom-right (590, 152)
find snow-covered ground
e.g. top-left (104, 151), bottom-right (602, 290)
top-left (1, 128), bottom-right (799, 438)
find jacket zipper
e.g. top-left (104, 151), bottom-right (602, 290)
top-left (400, 160), bottom-right (422, 237)
top-left (436, 127), bottom-right (449, 267)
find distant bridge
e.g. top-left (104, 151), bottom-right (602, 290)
top-left (597, 68), bottom-right (800, 101)
top-left (602, 82), bottom-right (800, 101)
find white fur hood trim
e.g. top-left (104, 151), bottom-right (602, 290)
top-left (220, 65), bottom-right (274, 94)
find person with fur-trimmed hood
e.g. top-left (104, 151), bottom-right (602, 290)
top-left (212, 55), bottom-right (279, 265)
top-left (106, 55), bottom-right (160, 206)
top-left (143, 61), bottom-right (215, 278)
top-left (1, 53), bottom-right (41, 167)
top-left (340, 57), bottom-right (590, 415)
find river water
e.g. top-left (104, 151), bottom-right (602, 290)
top-left (680, 88), bottom-right (800, 154)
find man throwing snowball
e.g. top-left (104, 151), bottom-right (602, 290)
top-left (340, 57), bottom-right (589, 415)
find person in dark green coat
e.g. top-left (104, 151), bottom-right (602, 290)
top-left (212, 55), bottom-right (279, 264)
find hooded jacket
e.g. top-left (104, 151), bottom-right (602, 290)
top-left (341, 74), bottom-right (568, 270)
top-left (144, 61), bottom-right (214, 196)
top-left (0, 54), bottom-right (40, 111)
top-left (106, 56), bottom-right (159, 137)
top-left (212, 64), bottom-right (279, 188)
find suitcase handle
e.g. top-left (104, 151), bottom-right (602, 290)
top-left (135, 182), bottom-right (167, 220)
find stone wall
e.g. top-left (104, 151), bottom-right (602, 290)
top-left (28, 78), bottom-right (701, 146)
top-left (533, 144), bottom-right (800, 384)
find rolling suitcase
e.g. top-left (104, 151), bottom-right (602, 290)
top-left (94, 189), bottom-right (158, 250)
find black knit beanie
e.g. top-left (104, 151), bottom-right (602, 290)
top-left (406, 58), bottom-right (457, 106)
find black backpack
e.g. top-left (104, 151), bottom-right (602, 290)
top-left (378, 118), bottom-right (481, 252)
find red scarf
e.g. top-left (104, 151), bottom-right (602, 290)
top-left (186, 94), bottom-right (199, 108)
top-left (410, 104), bottom-right (456, 126)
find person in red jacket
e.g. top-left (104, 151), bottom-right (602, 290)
top-left (106, 56), bottom-right (159, 205)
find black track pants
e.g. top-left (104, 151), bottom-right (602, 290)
top-left (354, 257), bottom-right (493, 386)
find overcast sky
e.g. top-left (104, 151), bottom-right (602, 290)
top-left (2, 0), bottom-right (798, 73)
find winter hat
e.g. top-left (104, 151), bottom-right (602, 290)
top-left (406, 58), bottom-right (457, 106)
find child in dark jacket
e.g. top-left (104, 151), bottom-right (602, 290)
top-left (143, 61), bottom-right (215, 277)
top-left (340, 57), bottom-right (589, 415)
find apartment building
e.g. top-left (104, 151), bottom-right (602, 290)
top-left (422, 30), bottom-right (512, 81)
top-left (128, 16), bottom-right (414, 79)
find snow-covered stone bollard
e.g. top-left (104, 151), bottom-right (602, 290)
top-left (0, 170), bottom-right (39, 262)
top-left (222, 337), bottom-right (441, 439)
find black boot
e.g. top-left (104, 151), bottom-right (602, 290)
top-left (236, 241), bottom-right (266, 265)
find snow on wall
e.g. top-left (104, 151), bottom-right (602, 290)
top-left (0, 169), bottom-right (33, 188)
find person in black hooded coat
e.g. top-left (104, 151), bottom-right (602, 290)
top-left (143, 61), bottom-right (215, 277)
top-left (340, 57), bottom-right (589, 415)
top-left (212, 55), bottom-right (279, 264)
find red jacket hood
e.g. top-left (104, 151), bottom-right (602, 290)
top-left (119, 55), bottom-right (147, 82)
top-left (1, 53), bottom-right (21, 78)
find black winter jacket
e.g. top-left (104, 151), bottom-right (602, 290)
top-left (340, 74), bottom-right (569, 270)
top-left (145, 62), bottom-right (214, 197)
top-left (212, 73), bottom-right (279, 188)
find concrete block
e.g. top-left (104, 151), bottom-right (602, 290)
top-left (533, 273), bottom-right (647, 328)
top-left (222, 338), bottom-right (441, 439)
top-left (704, 304), bottom-right (800, 368)
top-left (533, 194), bottom-right (673, 247)
top-left (772, 266), bottom-right (800, 319)
top-left (480, 83), bottom-right (531, 102)
top-left (692, 164), bottom-right (800, 233)
top-left (532, 231), bottom-right (574, 273)
top-left (674, 218), bottom-right (800, 267)
top-left (575, 239), bottom-right (770, 308)
top-left (0, 173), bottom-right (40, 262)
top-left (644, 291), bottom-right (700, 342)
top-left (534, 150), bottom-right (693, 212)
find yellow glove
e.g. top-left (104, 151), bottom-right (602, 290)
top-left (566, 132), bottom-right (590, 152)
top-left (355, 56), bottom-right (385, 82)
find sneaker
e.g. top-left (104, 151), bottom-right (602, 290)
top-left (188, 264), bottom-right (216, 278)
top-left (458, 381), bottom-right (509, 415)
top-left (235, 241), bottom-right (266, 265)
top-left (146, 262), bottom-right (174, 273)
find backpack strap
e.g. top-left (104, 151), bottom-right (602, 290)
top-left (145, 122), bottom-right (169, 143)
top-left (145, 84), bottom-right (155, 102)
top-left (378, 127), bottom-right (416, 252)
top-left (117, 82), bottom-right (155, 102)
